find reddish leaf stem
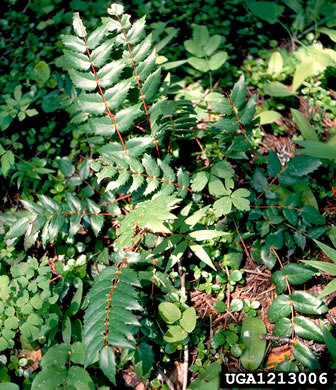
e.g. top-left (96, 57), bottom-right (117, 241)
top-left (255, 165), bottom-right (287, 202)
top-left (116, 15), bottom-right (160, 157)
top-left (233, 218), bottom-right (252, 262)
top-left (83, 36), bottom-right (128, 153)
top-left (226, 94), bottom-right (257, 158)
top-left (104, 256), bottom-right (128, 345)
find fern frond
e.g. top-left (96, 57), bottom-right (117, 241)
top-left (150, 100), bottom-right (197, 138)
top-left (83, 264), bottom-right (142, 369)
top-left (115, 195), bottom-right (182, 248)
top-left (97, 152), bottom-right (191, 198)
top-left (62, 8), bottom-right (161, 149)
top-left (0, 193), bottom-right (116, 248)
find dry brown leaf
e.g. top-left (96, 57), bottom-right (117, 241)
top-left (265, 345), bottom-right (293, 369)
top-left (19, 349), bottom-right (42, 372)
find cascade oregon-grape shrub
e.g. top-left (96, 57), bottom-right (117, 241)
top-left (0, 2), bottom-right (335, 389)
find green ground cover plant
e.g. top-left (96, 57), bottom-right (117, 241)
top-left (0, 1), bottom-right (335, 389)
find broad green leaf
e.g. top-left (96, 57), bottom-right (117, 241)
top-left (291, 291), bottom-right (328, 315)
top-left (71, 342), bottom-right (85, 365)
top-left (230, 299), bottom-right (243, 312)
top-left (294, 231), bottom-right (306, 250)
top-left (97, 60), bottom-right (126, 88)
top-left (322, 324), bottom-right (336, 361)
top-left (6, 217), bottom-right (30, 239)
top-left (65, 278), bottom-right (83, 316)
top-left (268, 150), bottom-right (282, 176)
top-left (48, 214), bottom-right (65, 241)
top-left (191, 171), bottom-right (210, 192)
top-left (295, 140), bottom-right (336, 161)
top-left (87, 199), bottom-right (104, 236)
top-left (187, 57), bottom-right (209, 72)
top-left (211, 161), bottom-right (234, 179)
top-left (138, 50), bottom-right (156, 80)
top-left (161, 59), bottom-right (188, 70)
top-left (286, 155), bottom-right (321, 176)
top-left (238, 95), bottom-right (256, 125)
top-left (318, 279), bottom-right (336, 299)
top-left (68, 69), bottom-right (96, 91)
top-left (231, 188), bottom-right (250, 211)
top-left (56, 159), bottom-right (75, 177)
top-left (78, 93), bottom-right (105, 115)
top-left (193, 25), bottom-right (209, 48)
top-left (41, 344), bottom-right (71, 367)
top-left (164, 325), bottom-right (188, 343)
top-left (0, 384), bottom-right (20, 390)
top-left (87, 23), bottom-right (110, 49)
top-left (302, 205), bottom-right (325, 225)
top-left (290, 109), bottom-right (318, 142)
top-left (184, 39), bottom-right (202, 57)
top-left (165, 240), bottom-right (188, 271)
top-left (292, 181), bottom-right (318, 210)
top-left (247, 1), bottom-right (284, 24)
top-left (142, 68), bottom-right (161, 102)
top-left (270, 270), bottom-right (287, 294)
top-left (283, 263), bottom-right (316, 284)
top-left (188, 362), bottom-right (221, 389)
top-left (314, 239), bottom-right (336, 263)
top-left (257, 110), bottom-right (281, 125)
top-left (73, 12), bottom-right (87, 37)
top-left (126, 16), bottom-right (146, 45)
top-left (134, 342), bottom-right (154, 381)
top-left (114, 104), bottom-right (143, 133)
top-left (176, 167), bottom-right (190, 198)
top-left (319, 27), bottom-right (336, 42)
top-left (300, 260), bottom-right (336, 275)
top-left (293, 316), bottom-right (324, 342)
top-left (267, 51), bottom-right (283, 74)
top-left (116, 195), bottom-right (180, 247)
top-left (230, 75), bottom-right (245, 109)
top-left (188, 230), bottom-right (230, 241)
top-left (65, 192), bottom-right (82, 212)
top-left (240, 316), bottom-right (266, 371)
top-left (264, 81), bottom-right (294, 97)
top-left (1, 150), bottom-right (15, 177)
top-left (184, 205), bottom-right (210, 227)
top-left (152, 235), bottom-right (182, 255)
top-left (158, 302), bottom-right (181, 324)
top-left (273, 317), bottom-right (291, 337)
top-left (209, 51), bottom-right (228, 71)
top-left (292, 341), bottom-right (320, 370)
top-left (66, 366), bottom-right (95, 389)
top-left (251, 243), bottom-right (277, 270)
top-left (64, 48), bottom-right (89, 70)
top-left (99, 346), bottom-right (116, 385)
top-left (253, 169), bottom-right (268, 193)
top-left (62, 34), bottom-right (86, 52)
top-left (107, 3), bottom-right (124, 15)
top-left (90, 38), bottom-right (114, 67)
top-left (79, 158), bottom-right (89, 180)
top-left (189, 243), bottom-right (216, 270)
top-left (292, 61), bottom-right (315, 91)
top-left (205, 35), bottom-right (222, 56)
top-left (133, 34), bottom-right (152, 63)
top-left (213, 301), bottom-right (226, 313)
top-left (62, 316), bottom-right (72, 344)
top-left (283, 208), bottom-right (298, 226)
top-left (180, 307), bottom-right (197, 333)
top-left (208, 175), bottom-right (228, 197)
top-left (267, 295), bottom-right (291, 322)
top-left (31, 366), bottom-right (67, 390)
top-left (30, 61), bottom-right (50, 86)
